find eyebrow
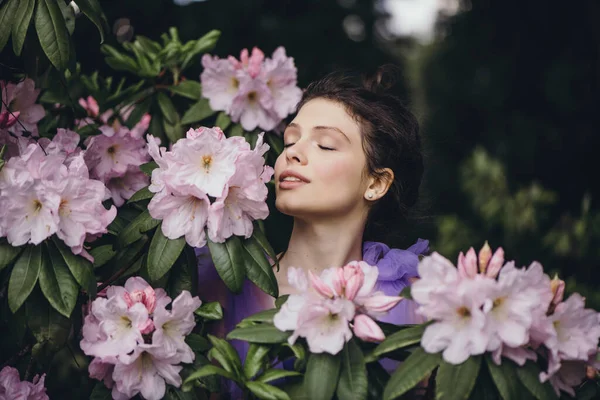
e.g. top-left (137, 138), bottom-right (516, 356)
top-left (287, 122), bottom-right (351, 143)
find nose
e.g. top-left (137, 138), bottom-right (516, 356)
top-left (285, 141), bottom-right (308, 165)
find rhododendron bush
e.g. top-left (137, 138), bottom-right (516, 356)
top-left (0, 2), bottom-right (599, 399)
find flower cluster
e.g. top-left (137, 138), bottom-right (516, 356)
top-left (273, 261), bottom-right (403, 355)
top-left (201, 47), bottom-right (302, 131)
top-left (146, 126), bottom-right (273, 247)
top-left (0, 366), bottom-right (48, 400)
top-left (412, 242), bottom-right (600, 396)
top-left (0, 129), bottom-right (116, 260)
top-left (80, 277), bottom-right (201, 400)
top-left (81, 97), bottom-right (152, 207)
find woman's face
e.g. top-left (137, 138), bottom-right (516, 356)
top-left (274, 98), bottom-right (370, 220)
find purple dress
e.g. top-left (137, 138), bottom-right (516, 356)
top-left (195, 239), bottom-right (429, 397)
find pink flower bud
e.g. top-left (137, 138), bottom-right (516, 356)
top-left (139, 318), bottom-right (155, 335)
top-left (334, 267), bottom-right (345, 295)
top-left (362, 294), bottom-right (403, 313)
top-left (478, 241), bottom-right (492, 274)
top-left (309, 270), bottom-right (335, 298)
top-left (485, 247), bottom-right (505, 279)
top-left (341, 264), bottom-right (364, 301)
top-left (550, 275), bottom-right (565, 306)
top-left (458, 248), bottom-right (478, 278)
top-left (352, 314), bottom-right (385, 342)
top-left (247, 47), bottom-right (265, 78)
top-left (143, 286), bottom-right (157, 313)
top-left (0, 110), bottom-right (19, 129)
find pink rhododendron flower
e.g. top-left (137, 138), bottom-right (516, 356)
top-left (261, 47), bottom-right (303, 120)
top-left (274, 262), bottom-right (403, 355)
top-left (0, 366), bottom-right (48, 400)
top-left (411, 252), bottom-right (459, 305)
top-left (0, 79), bottom-right (45, 137)
top-left (229, 74), bottom-right (279, 131)
top-left (79, 96), bottom-right (100, 118)
top-left (105, 166), bottom-right (149, 207)
top-left (200, 54), bottom-right (240, 112)
top-left (229, 47), bottom-right (265, 78)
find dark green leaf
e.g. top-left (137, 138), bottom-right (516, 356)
top-left (109, 236), bottom-right (148, 278)
top-left (229, 124), bottom-right (244, 137)
top-left (101, 44), bottom-right (139, 73)
top-left (89, 244), bottom-right (116, 269)
top-left (35, 0), bottom-right (70, 70)
top-left (207, 334), bottom-right (243, 378)
top-left (399, 286), bottom-right (413, 300)
top-left (383, 347), bottom-right (442, 400)
top-left (367, 361), bottom-right (390, 400)
top-left (140, 161), bottom-right (159, 176)
top-left (26, 289), bottom-right (70, 349)
top-left (186, 333), bottom-right (211, 353)
top-left (117, 209), bottom-right (160, 248)
top-left (239, 308), bottom-right (278, 324)
top-left (127, 186), bottom-right (154, 204)
top-left (0, 241), bottom-right (23, 271)
top-left (8, 245), bottom-right (42, 313)
top-left (265, 132), bottom-right (284, 155)
top-left (435, 356), bottom-right (481, 400)
top-left (337, 340), bottom-right (368, 400)
top-left (227, 324), bottom-right (291, 344)
top-left (157, 92), bottom-right (179, 124)
top-left (51, 237), bottom-right (96, 297)
top-left (40, 242), bottom-right (78, 317)
top-left (181, 98), bottom-right (216, 125)
top-left (169, 80), bottom-right (202, 101)
top-left (183, 364), bottom-right (237, 386)
top-left (163, 118), bottom-right (184, 143)
top-left (180, 30), bottom-right (221, 70)
top-left (244, 343), bottom-right (270, 379)
top-left (0, 0), bottom-right (18, 51)
top-left (167, 247), bottom-right (197, 297)
top-left (135, 36), bottom-right (161, 55)
top-left (215, 112), bottom-right (231, 130)
top-left (258, 369), bottom-right (302, 384)
top-left (246, 381), bottom-right (291, 400)
top-left (75, 0), bottom-right (108, 43)
top-left (516, 361), bottom-right (559, 400)
top-left (58, 0), bottom-right (75, 35)
top-left (147, 226), bottom-right (186, 281)
top-left (275, 294), bottom-right (289, 309)
top-left (486, 356), bottom-right (523, 400)
top-left (242, 235), bottom-right (278, 297)
top-left (251, 223), bottom-right (279, 271)
top-left (367, 324), bottom-right (426, 361)
top-left (207, 236), bottom-right (246, 293)
top-left (11, 0), bottom-right (35, 56)
top-left (90, 381), bottom-right (112, 400)
top-left (305, 353), bottom-right (341, 400)
top-left (194, 301), bottom-right (223, 320)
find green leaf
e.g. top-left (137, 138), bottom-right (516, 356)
top-left (75, 0), bottom-right (108, 43)
top-left (366, 361), bottom-right (390, 400)
top-left (26, 288), bottom-right (70, 349)
top-left (0, 0), bottom-right (18, 51)
top-left (51, 237), bottom-right (96, 297)
top-left (89, 244), bottom-right (116, 269)
top-left (435, 356), bottom-right (481, 400)
top-left (147, 226), bottom-right (186, 281)
top-left (229, 124), bottom-right (244, 137)
top-left (227, 324), bottom-right (291, 344)
top-left (399, 286), bottom-right (413, 300)
top-left (117, 209), bottom-right (160, 248)
top-left (207, 236), bottom-right (246, 293)
top-left (258, 369), bottom-right (302, 384)
top-left (265, 132), bottom-right (283, 155)
top-left (90, 381), bottom-right (112, 400)
top-left (0, 241), bottom-right (23, 271)
top-left (251, 223), bottom-right (279, 271)
top-left (207, 334), bottom-right (243, 378)
top-left (185, 333), bottom-right (211, 352)
top-left (11, 0), bottom-right (35, 56)
top-left (194, 301), bottom-right (223, 320)
top-left (183, 364), bottom-right (238, 386)
top-left (485, 356), bottom-right (523, 400)
top-left (163, 118), bottom-right (184, 143)
top-left (169, 80), bottom-right (202, 101)
top-left (246, 381), bottom-right (291, 400)
top-left (215, 112), bottom-right (232, 130)
top-left (367, 324), bottom-right (426, 361)
top-left (181, 98), bottom-right (216, 125)
top-left (40, 242), bottom-right (78, 317)
top-left (337, 340), bottom-right (368, 400)
top-left (383, 347), bottom-right (442, 400)
top-left (157, 91), bottom-right (179, 124)
top-left (239, 308), bottom-right (278, 324)
top-left (244, 343), bottom-right (270, 379)
top-left (140, 161), bottom-right (159, 176)
top-left (35, 0), bottom-right (70, 70)
top-left (167, 247), bottom-right (197, 297)
top-left (101, 44), bottom-right (139, 74)
top-left (180, 30), bottom-right (221, 70)
top-left (8, 245), bottom-right (42, 313)
top-left (127, 185), bottom-right (154, 203)
top-left (242, 235), bottom-right (278, 297)
top-left (275, 295), bottom-right (289, 309)
top-left (305, 353), bottom-right (341, 400)
top-left (516, 360), bottom-right (559, 400)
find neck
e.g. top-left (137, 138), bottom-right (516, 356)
top-left (279, 215), bottom-right (366, 276)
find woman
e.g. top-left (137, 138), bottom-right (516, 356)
top-left (197, 66), bottom-right (428, 387)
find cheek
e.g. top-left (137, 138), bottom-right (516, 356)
top-left (315, 157), bottom-right (364, 191)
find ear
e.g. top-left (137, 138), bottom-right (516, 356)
top-left (364, 168), bottom-right (394, 201)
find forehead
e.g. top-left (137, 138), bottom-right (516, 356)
top-left (292, 98), bottom-right (361, 139)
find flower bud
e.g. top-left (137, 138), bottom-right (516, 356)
top-left (478, 241), bottom-right (492, 274)
top-left (458, 248), bottom-right (478, 278)
top-left (362, 294), bottom-right (403, 313)
top-left (309, 270), bottom-right (335, 298)
top-left (550, 275), bottom-right (565, 306)
top-left (352, 314), bottom-right (385, 342)
top-left (485, 247), bottom-right (505, 279)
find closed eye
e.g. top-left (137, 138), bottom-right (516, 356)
top-left (283, 143), bottom-right (295, 148)
top-left (319, 145), bottom-right (336, 151)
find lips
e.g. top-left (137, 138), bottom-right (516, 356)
top-left (278, 170), bottom-right (310, 189)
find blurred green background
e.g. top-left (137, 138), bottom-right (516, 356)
top-left (7, 0), bottom-right (600, 306)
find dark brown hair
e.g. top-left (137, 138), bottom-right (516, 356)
top-left (297, 66), bottom-right (424, 242)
